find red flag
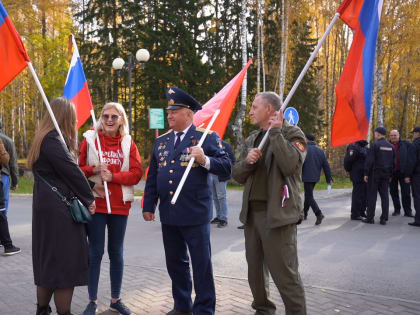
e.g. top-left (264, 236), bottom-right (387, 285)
top-left (193, 59), bottom-right (252, 139)
top-left (331, 0), bottom-right (384, 146)
top-left (0, 1), bottom-right (30, 91)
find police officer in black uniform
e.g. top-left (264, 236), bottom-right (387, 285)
top-left (142, 87), bottom-right (231, 315)
top-left (389, 129), bottom-right (413, 217)
top-left (363, 127), bottom-right (395, 225)
top-left (407, 126), bottom-right (420, 227)
top-left (344, 140), bottom-right (368, 220)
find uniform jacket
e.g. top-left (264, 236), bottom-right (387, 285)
top-left (0, 132), bottom-right (19, 187)
top-left (344, 141), bottom-right (368, 183)
top-left (217, 141), bottom-right (235, 182)
top-left (142, 125), bottom-right (231, 226)
top-left (391, 139), bottom-right (412, 176)
top-left (232, 121), bottom-right (307, 229)
top-left (364, 138), bottom-right (395, 178)
top-left (33, 130), bottom-right (94, 217)
top-left (79, 130), bottom-right (143, 215)
top-left (302, 141), bottom-right (332, 183)
top-left (407, 137), bottom-right (420, 177)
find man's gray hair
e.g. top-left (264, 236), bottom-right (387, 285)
top-left (256, 92), bottom-right (282, 111)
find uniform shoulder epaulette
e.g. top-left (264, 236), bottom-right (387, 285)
top-left (157, 131), bottom-right (171, 139)
top-left (196, 127), bottom-right (213, 134)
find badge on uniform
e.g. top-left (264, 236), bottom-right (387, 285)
top-left (295, 141), bottom-right (305, 152)
top-left (350, 150), bottom-right (354, 156)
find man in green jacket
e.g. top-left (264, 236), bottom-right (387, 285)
top-left (233, 92), bottom-right (307, 315)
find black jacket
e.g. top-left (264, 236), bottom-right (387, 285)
top-left (407, 137), bottom-right (420, 177)
top-left (217, 141), bottom-right (235, 182)
top-left (364, 138), bottom-right (395, 178)
top-left (344, 141), bottom-right (368, 183)
top-left (391, 139), bottom-right (412, 176)
top-left (0, 132), bottom-right (19, 187)
top-left (302, 141), bottom-right (332, 183)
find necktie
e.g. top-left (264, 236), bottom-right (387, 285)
top-left (174, 132), bottom-right (184, 150)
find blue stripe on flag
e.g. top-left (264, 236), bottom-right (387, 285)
top-left (63, 57), bottom-right (87, 100)
top-left (0, 1), bottom-right (8, 25)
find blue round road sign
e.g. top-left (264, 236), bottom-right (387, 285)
top-left (284, 107), bottom-right (299, 125)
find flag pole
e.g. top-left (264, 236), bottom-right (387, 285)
top-left (27, 62), bottom-right (66, 144)
top-left (257, 12), bottom-right (341, 150)
top-left (171, 109), bottom-right (221, 205)
top-left (90, 110), bottom-right (112, 214)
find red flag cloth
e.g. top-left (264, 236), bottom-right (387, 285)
top-left (0, 1), bottom-right (30, 91)
top-left (331, 0), bottom-right (383, 147)
top-left (193, 59), bottom-right (252, 139)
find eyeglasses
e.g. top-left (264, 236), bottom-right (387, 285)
top-left (102, 114), bottom-right (120, 121)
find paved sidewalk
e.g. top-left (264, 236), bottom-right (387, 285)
top-left (1, 247), bottom-right (420, 315)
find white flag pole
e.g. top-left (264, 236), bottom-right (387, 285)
top-left (90, 110), bottom-right (112, 214)
top-left (171, 109), bottom-right (221, 205)
top-left (27, 62), bottom-right (66, 144)
top-left (257, 12), bottom-right (341, 150)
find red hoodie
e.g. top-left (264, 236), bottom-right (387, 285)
top-left (79, 130), bottom-right (143, 215)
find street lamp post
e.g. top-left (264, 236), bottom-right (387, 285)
top-left (112, 48), bottom-right (150, 134)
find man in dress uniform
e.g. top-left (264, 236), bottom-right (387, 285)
top-left (407, 126), bottom-right (420, 227)
top-left (344, 140), bottom-right (368, 220)
top-left (363, 127), bottom-right (395, 225)
top-left (233, 92), bottom-right (307, 315)
top-left (388, 129), bottom-right (413, 217)
top-left (142, 87), bottom-right (231, 315)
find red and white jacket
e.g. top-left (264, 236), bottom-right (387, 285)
top-left (79, 130), bottom-right (143, 215)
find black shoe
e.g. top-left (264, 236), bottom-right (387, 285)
top-left (362, 218), bottom-right (374, 224)
top-left (392, 211), bottom-right (400, 216)
top-left (351, 216), bottom-right (363, 221)
top-left (380, 219), bottom-right (386, 225)
top-left (166, 310), bottom-right (193, 315)
top-left (3, 245), bottom-right (21, 256)
top-left (360, 212), bottom-right (367, 218)
top-left (408, 222), bottom-right (420, 227)
top-left (210, 217), bottom-right (221, 224)
top-left (110, 299), bottom-right (131, 315)
top-left (237, 224), bottom-right (245, 229)
top-left (217, 220), bottom-right (228, 228)
top-left (83, 301), bottom-right (97, 315)
top-left (36, 304), bottom-right (52, 315)
top-left (315, 214), bottom-right (324, 225)
top-left (404, 213), bottom-right (414, 217)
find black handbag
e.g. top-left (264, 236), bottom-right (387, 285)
top-left (36, 172), bottom-right (92, 224)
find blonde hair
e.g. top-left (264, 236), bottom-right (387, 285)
top-left (27, 97), bottom-right (77, 169)
top-left (96, 102), bottom-right (129, 137)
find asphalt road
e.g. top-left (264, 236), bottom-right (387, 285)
top-left (8, 189), bottom-right (420, 303)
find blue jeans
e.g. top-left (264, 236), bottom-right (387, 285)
top-left (87, 213), bottom-right (128, 300)
top-left (210, 174), bottom-right (228, 222)
top-left (1, 174), bottom-right (10, 216)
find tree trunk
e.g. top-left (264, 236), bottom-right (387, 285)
top-left (376, 38), bottom-right (384, 127)
top-left (232, 0), bottom-right (248, 156)
top-left (279, 0), bottom-right (288, 102)
top-left (256, 0), bottom-right (261, 93)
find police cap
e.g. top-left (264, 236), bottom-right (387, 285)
top-left (410, 126), bottom-right (420, 133)
top-left (374, 127), bottom-right (387, 135)
top-left (165, 87), bottom-right (202, 112)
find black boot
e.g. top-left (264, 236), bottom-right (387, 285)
top-left (36, 304), bottom-right (52, 315)
top-left (57, 312), bottom-right (73, 315)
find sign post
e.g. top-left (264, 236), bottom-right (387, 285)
top-left (149, 108), bottom-right (165, 137)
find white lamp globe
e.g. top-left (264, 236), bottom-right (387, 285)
top-left (136, 49), bottom-right (150, 63)
top-left (112, 57), bottom-right (125, 70)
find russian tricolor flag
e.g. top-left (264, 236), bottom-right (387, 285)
top-left (63, 35), bottom-right (93, 129)
top-left (331, 0), bottom-right (384, 147)
top-left (0, 1), bottom-right (30, 92)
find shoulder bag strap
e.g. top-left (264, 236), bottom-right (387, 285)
top-left (35, 172), bottom-right (70, 206)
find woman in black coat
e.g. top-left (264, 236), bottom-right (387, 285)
top-left (27, 97), bottom-right (96, 315)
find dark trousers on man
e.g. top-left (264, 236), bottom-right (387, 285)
top-left (411, 175), bottom-right (420, 224)
top-left (0, 210), bottom-right (13, 248)
top-left (161, 223), bottom-right (216, 315)
top-left (367, 176), bottom-right (390, 222)
top-left (390, 171), bottom-right (412, 215)
top-left (303, 182), bottom-right (322, 217)
top-left (244, 208), bottom-right (306, 315)
top-left (351, 181), bottom-right (367, 218)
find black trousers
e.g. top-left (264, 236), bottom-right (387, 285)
top-left (351, 181), bottom-right (367, 218)
top-left (367, 176), bottom-right (390, 221)
top-left (411, 175), bottom-right (420, 224)
top-left (389, 171), bottom-right (412, 215)
top-left (0, 211), bottom-right (12, 248)
top-left (303, 182), bottom-right (321, 217)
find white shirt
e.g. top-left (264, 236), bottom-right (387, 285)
top-left (173, 124), bottom-right (210, 170)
